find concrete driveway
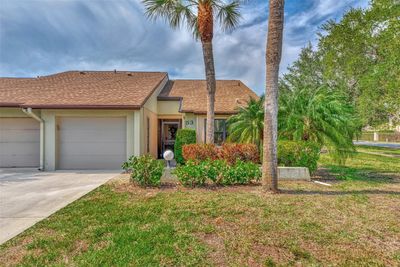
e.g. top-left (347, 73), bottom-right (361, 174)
top-left (0, 169), bottom-right (119, 244)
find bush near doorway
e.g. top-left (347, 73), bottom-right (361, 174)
top-left (122, 155), bottom-right (164, 187)
top-left (174, 129), bottom-right (197, 165)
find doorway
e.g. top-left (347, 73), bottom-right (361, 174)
top-left (158, 119), bottom-right (181, 158)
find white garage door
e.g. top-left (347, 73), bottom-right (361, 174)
top-left (0, 118), bottom-right (40, 167)
top-left (58, 117), bottom-right (127, 170)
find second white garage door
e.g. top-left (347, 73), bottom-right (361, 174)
top-left (0, 118), bottom-right (40, 168)
top-left (58, 117), bottom-right (127, 170)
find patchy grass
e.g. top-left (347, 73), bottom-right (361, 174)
top-left (356, 144), bottom-right (400, 156)
top-left (1, 152), bottom-right (399, 266)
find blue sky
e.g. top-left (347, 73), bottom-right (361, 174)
top-left (0, 0), bottom-right (368, 94)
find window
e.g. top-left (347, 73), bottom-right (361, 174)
top-left (204, 119), bottom-right (227, 145)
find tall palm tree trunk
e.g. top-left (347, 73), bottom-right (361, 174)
top-left (262, 0), bottom-right (284, 192)
top-left (202, 41), bottom-right (216, 144)
top-left (199, 2), bottom-right (216, 144)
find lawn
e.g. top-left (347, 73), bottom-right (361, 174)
top-left (1, 149), bottom-right (399, 266)
top-left (355, 144), bottom-right (400, 156)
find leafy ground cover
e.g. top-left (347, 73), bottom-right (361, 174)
top-left (1, 148), bottom-right (399, 266)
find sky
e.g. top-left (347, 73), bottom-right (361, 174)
top-left (0, 0), bottom-right (369, 94)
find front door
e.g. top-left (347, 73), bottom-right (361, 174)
top-left (159, 120), bottom-right (181, 158)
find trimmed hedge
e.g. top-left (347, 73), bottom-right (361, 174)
top-left (122, 155), bottom-right (164, 187)
top-left (220, 143), bottom-right (260, 165)
top-left (277, 140), bottom-right (320, 174)
top-left (182, 144), bottom-right (219, 162)
top-left (174, 159), bottom-right (261, 187)
top-left (174, 129), bottom-right (197, 165)
top-left (182, 143), bottom-right (259, 165)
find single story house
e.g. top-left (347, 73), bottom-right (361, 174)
top-left (0, 71), bottom-right (258, 170)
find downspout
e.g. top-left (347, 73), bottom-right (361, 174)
top-left (22, 108), bottom-right (44, 171)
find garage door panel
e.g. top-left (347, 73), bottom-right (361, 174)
top-left (59, 130), bottom-right (125, 142)
top-left (58, 117), bottom-right (127, 170)
top-left (0, 143), bottom-right (39, 156)
top-left (59, 155), bottom-right (125, 170)
top-left (59, 142), bottom-right (126, 155)
top-left (0, 118), bottom-right (40, 167)
top-left (0, 130), bottom-right (40, 142)
top-left (2, 154), bottom-right (39, 167)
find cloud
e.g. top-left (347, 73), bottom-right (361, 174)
top-left (0, 0), bottom-right (369, 94)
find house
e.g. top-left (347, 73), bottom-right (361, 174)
top-left (0, 71), bottom-right (258, 170)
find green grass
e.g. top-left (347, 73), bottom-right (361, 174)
top-left (1, 151), bottom-right (399, 266)
top-left (356, 144), bottom-right (400, 155)
top-left (319, 147), bottom-right (400, 186)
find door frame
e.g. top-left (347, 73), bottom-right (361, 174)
top-left (158, 119), bottom-right (181, 158)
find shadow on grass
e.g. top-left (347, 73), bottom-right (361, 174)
top-left (319, 165), bottom-right (399, 184)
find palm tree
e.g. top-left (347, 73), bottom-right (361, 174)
top-left (262, 0), bottom-right (285, 193)
top-left (279, 86), bottom-right (359, 163)
top-left (142, 0), bottom-right (241, 144)
top-left (227, 96), bottom-right (264, 152)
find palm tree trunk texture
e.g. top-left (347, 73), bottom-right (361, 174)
top-left (201, 41), bottom-right (216, 144)
top-left (262, 0), bottom-right (284, 192)
top-left (199, 3), bottom-right (216, 144)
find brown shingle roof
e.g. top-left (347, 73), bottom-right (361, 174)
top-left (158, 80), bottom-right (259, 114)
top-left (0, 71), bottom-right (167, 109)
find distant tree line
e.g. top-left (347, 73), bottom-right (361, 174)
top-left (281, 0), bottom-right (400, 127)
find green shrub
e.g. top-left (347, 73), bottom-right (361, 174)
top-left (278, 140), bottom-right (320, 174)
top-left (173, 160), bottom-right (206, 187)
top-left (174, 159), bottom-right (261, 187)
top-left (222, 160), bottom-right (261, 185)
top-left (202, 159), bottom-right (227, 184)
top-left (122, 155), bottom-right (164, 187)
top-left (174, 129), bottom-right (197, 165)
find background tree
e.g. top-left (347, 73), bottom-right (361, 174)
top-left (280, 45), bottom-right (360, 163)
top-left (279, 86), bottom-right (360, 163)
top-left (262, 0), bottom-right (285, 193)
top-left (318, 0), bottom-right (400, 126)
top-left (227, 96), bottom-right (264, 152)
top-left (143, 0), bottom-right (241, 144)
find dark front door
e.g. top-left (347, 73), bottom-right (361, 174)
top-left (159, 120), bottom-right (181, 158)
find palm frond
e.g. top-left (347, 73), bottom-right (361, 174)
top-left (215, 0), bottom-right (241, 31)
top-left (142, 0), bottom-right (198, 32)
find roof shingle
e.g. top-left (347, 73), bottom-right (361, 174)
top-left (0, 71), bottom-right (258, 113)
top-left (158, 80), bottom-right (259, 114)
top-left (0, 71), bottom-right (167, 109)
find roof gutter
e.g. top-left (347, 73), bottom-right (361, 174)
top-left (22, 108), bottom-right (44, 171)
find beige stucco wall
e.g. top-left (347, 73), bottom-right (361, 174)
top-left (143, 107), bottom-right (158, 158)
top-left (157, 101), bottom-right (181, 116)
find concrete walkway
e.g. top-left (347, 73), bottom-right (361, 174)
top-left (0, 169), bottom-right (119, 244)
